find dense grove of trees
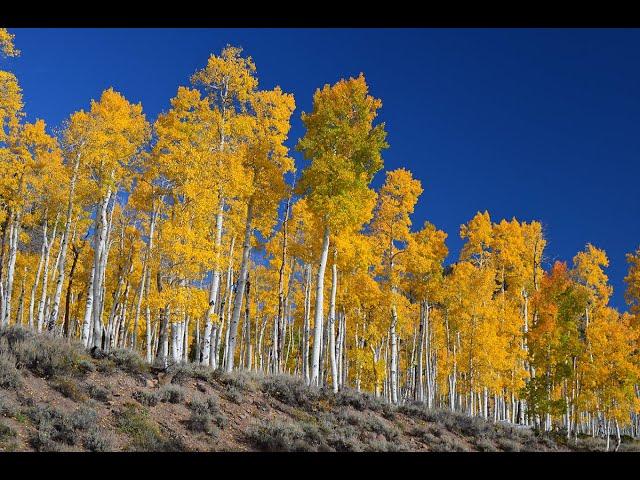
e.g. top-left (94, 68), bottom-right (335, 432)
top-left (1, 30), bottom-right (639, 450)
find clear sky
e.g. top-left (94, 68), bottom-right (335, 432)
top-left (4, 28), bottom-right (639, 310)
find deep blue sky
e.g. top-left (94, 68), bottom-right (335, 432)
top-left (4, 28), bottom-right (640, 310)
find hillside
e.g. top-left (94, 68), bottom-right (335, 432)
top-left (0, 326), bottom-right (636, 452)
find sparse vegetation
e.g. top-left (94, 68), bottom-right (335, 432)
top-left (86, 383), bottom-right (111, 402)
top-left (215, 369), bottom-right (260, 393)
top-left (0, 392), bottom-right (19, 417)
top-left (83, 427), bottom-right (114, 452)
top-left (261, 374), bottom-right (320, 411)
top-left (0, 421), bottom-right (17, 441)
top-left (170, 363), bottom-right (213, 385)
top-left (0, 348), bottom-right (21, 389)
top-left (224, 385), bottom-right (243, 404)
top-left (0, 326), bottom-right (88, 378)
top-left (115, 403), bottom-right (165, 451)
top-left (109, 349), bottom-right (148, 376)
top-left (187, 395), bottom-right (226, 434)
top-left (0, 326), bottom-right (636, 452)
top-left (27, 404), bottom-right (79, 450)
top-left (159, 384), bottom-right (186, 404)
top-left (247, 420), bottom-right (321, 452)
top-left (51, 376), bottom-right (87, 401)
top-left (133, 389), bottom-right (160, 407)
top-left (70, 405), bottom-right (98, 431)
top-left (333, 387), bottom-right (385, 413)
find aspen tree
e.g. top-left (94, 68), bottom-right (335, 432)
top-left (72, 89), bottom-right (149, 348)
top-left (225, 86), bottom-right (295, 372)
top-left (369, 168), bottom-right (423, 403)
top-left (191, 46), bottom-right (257, 367)
top-left (1, 120), bottom-right (63, 326)
top-left (297, 74), bottom-right (387, 386)
top-left (0, 29), bottom-right (19, 58)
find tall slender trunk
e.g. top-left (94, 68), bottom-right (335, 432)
top-left (2, 210), bottom-right (22, 326)
top-left (202, 198), bottom-right (225, 366)
top-left (416, 300), bottom-right (426, 402)
top-left (131, 272), bottom-right (144, 350)
top-left (37, 214), bottom-right (60, 332)
top-left (81, 265), bottom-right (95, 346)
top-left (328, 251), bottom-right (338, 393)
top-left (310, 225), bottom-right (330, 386)
top-left (155, 305), bottom-right (170, 368)
top-left (244, 275), bottom-right (252, 370)
top-left (16, 274), bottom-right (25, 326)
top-left (48, 153), bottom-right (80, 330)
top-left (29, 218), bottom-right (48, 329)
top-left (302, 263), bottom-right (311, 383)
top-left (225, 200), bottom-right (254, 372)
top-left (63, 242), bottom-right (81, 337)
top-left (275, 196), bottom-right (291, 373)
top-left (144, 204), bottom-right (158, 362)
top-left (390, 304), bottom-right (399, 404)
top-left (91, 189), bottom-right (113, 348)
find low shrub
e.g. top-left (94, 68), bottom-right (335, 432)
top-left (186, 411), bottom-right (219, 438)
top-left (261, 375), bottom-right (319, 410)
top-left (109, 349), bottom-right (148, 375)
top-left (247, 420), bottom-right (326, 452)
top-left (0, 348), bottom-right (21, 389)
top-left (365, 437), bottom-right (409, 452)
top-left (0, 326), bottom-right (87, 378)
top-left (325, 428), bottom-right (363, 452)
top-left (159, 384), bottom-right (186, 404)
top-left (115, 402), bottom-right (188, 452)
top-left (476, 438), bottom-right (498, 452)
top-left (84, 428), bottom-right (114, 452)
top-left (86, 383), bottom-right (111, 402)
top-left (0, 421), bottom-right (17, 441)
top-left (27, 404), bottom-right (78, 449)
top-left (496, 437), bottom-right (521, 452)
top-left (133, 389), bottom-right (160, 407)
top-left (170, 363), bottom-right (213, 385)
top-left (188, 395), bottom-right (225, 428)
top-left (51, 376), bottom-right (87, 402)
top-left (335, 409), bottom-right (399, 442)
top-left (334, 387), bottom-right (386, 413)
top-left (575, 435), bottom-right (607, 452)
top-left (0, 392), bottom-right (19, 417)
top-left (115, 403), bottom-right (165, 451)
top-left (70, 406), bottom-right (98, 431)
top-left (215, 369), bottom-right (259, 392)
top-left (224, 385), bottom-right (243, 404)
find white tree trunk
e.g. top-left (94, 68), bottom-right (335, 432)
top-left (302, 263), bottom-right (311, 383)
top-left (91, 189), bottom-right (112, 348)
top-left (328, 256), bottom-right (338, 393)
top-left (47, 154), bottom-right (80, 331)
top-left (28, 220), bottom-right (48, 329)
top-left (144, 205), bottom-right (158, 363)
top-left (202, 198), bottom-right (225, 366)
top-left (390, 304), bottom-right (399, 404)
top-left (310, 225), bottom-right (330, 386)
top-left (37, 216), bottom-right (59, 332)
top-left (2, 212), bottom-right (21, 327)
top-left (225, 201), bottom-right (254, 372)
top-left (80, 265), bottom-right (95, 346)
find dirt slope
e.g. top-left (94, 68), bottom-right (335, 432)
top-left (0, 326), bottom-right (636, 452)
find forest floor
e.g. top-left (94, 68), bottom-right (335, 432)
top-left (1, 326), bottom-right (638, 452)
